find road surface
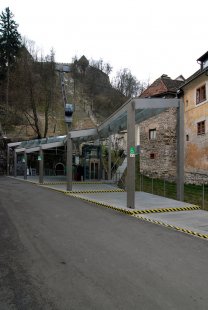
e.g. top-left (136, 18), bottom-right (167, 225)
top-left (0, 176), bottom-right (208, 309)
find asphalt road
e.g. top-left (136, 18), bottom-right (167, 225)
top-left (0, 177), bottom-right (208, 310)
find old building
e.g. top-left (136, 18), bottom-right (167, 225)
top-left (139, 74), bottom-right (184, 180)
top-left (180, 51), bottom-right (208, 184)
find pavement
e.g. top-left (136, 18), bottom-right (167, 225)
top-left (2, 176), bottom-right (208, 309)
top-left (14, 176), bottom-right (208, 239)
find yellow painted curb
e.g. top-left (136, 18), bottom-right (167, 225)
top-left (132, 205), bottom-right (200, 214)
top-left (65, 189), bottom-right (124, 194)
top-left (133, 214), bottom-right (208, 240)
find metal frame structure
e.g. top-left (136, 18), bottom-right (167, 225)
top-left (8, 98), bottom-right (184, 208)
top-left (97, 98), bottom-right (184, 208)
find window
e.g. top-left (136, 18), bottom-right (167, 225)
top-left (149, 129), bottom-right (156, 140)
top-left (197, 121), bottom-right (205, 135)
top-left (150, 153), bottom-right (155, 159)
top-left (196, 85), bottom-right (206, 104)
top-left (186, 134), bottom-right (189, 141)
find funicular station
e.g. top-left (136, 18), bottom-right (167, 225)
top-left (7, 98), bottom-right (185, 210)
top-left (8, 133), bottom-right (102, 182)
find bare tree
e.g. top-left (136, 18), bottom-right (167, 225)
top-left (112, 68), bottom-right (147, 98)
top-left (90, 58), bottom-right (113, 76)
top-left (11, 42), bottom-right (57, 138)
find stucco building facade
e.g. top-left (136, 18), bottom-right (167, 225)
top-left (181, 51), bottom-right (208, 184)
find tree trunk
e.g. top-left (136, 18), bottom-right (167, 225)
top-left (30, 87), bottom-right (42, 139)
top-left (6, 60), bottom-right (10, 112)
top-left (44, 100), bottom-right (49, 138)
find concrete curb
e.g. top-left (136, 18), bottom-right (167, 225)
top-left (133, 214), bottom-right (208, 240)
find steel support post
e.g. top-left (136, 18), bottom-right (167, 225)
top-left (7, 145), bottom-right (10, 176)
top-left (176, 99), bottom-right (184, 201)
top-left (24, 150), bottom-right (27, 180)
top-left (127, 100), bottom-right (135, 209)
top-left (14, 151), bottom-right (17, 177)
top-left (39, 148), bottom-right (44, 184)
top-left (66, 132), bottom-right (72, 191)
top-left (108, 135), bottom-right (112, 181)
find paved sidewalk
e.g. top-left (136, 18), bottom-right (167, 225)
top-left (69, 191), bottom-right (195, 210)
top-left (12, 176), bottom-right (208, 239)
top-left (136, 210), bottom-right (208, 236)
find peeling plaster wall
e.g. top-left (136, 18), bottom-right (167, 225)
top-left (184, 74), bottom-right (208, 180)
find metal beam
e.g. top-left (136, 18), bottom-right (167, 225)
top-left (24, 150), bottom-right (27, 180)
top-left (70, 128), bottom-right (98, 139)
top-left (15, 148), bottom-right (25, 153)
top-left (134, 98), bottom-right (179, 109)
top-left (176, 99), bottom-right (184, 201)
top-left (127, 100), bottom-right (135, 209)
top-left (7, 142), bottom-right (21, 147)
top-left (14, 151), bottom-right (17, 177)
top-left (26, 147), bottom-right (40, 153)
top-left (108, 135), bottom-right (112, 180)
top-left (66, 132), bottom-right (73, 191)
top-left (41, 141), bottom-right (64, 150)
top-left (39, 148), bottom-right (44, 184)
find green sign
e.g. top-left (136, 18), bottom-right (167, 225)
top-left (130, 146), bottom-right (135, 157)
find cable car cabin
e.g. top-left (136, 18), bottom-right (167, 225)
top-left (82, 144), bottom-right (101, 181)
top-left (65, 103), bottom-right (74, 123)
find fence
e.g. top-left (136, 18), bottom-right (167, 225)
top-left (136, 174), bottom-right (208, 210)
top-left (114, 171), bottom-right (208, 210)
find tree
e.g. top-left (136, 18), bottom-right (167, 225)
top-left (0, 7), bottom-right (22, 108)
top-left (112, 68), bottom-right (146, 98)
top-left (40, 48), bottom-right (57, 137)
top-left (11, 42), bottom-right (58, 139)
top-left (90, 58), bottom-right (112, 76)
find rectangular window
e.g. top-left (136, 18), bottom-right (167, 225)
top-left (149, 129), bottom-right (156, 140)
top-left (150, 153), bottom-right (155, 159)
top-left (196, 85), bottom-right (206, 104)
top-left (197, 121), bottom-right (205, 135)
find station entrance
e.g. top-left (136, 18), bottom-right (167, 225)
top-left (82, 144), bottom-right (101, 181)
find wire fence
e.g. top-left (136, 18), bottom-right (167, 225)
top-left (114, 170), bottom-right (208, 210)
top-left (136, 174), bottom-right (208, 210)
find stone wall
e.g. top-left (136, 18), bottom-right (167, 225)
top-left (185, 172), bottom-right (208, 185)
top-left (139, 108), bottom-right (177, 181)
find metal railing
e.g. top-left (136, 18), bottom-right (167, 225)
top-left (136, 173), bottom-right (208, 210)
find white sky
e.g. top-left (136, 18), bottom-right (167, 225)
top-left (0, 0), bottom-right (207, 83)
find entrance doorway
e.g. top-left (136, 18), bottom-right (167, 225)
top-left (55, 162), bottom-right (65, 175)
top-left (89, 159), bottom-right (100, 180)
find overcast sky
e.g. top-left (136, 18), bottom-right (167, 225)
top-left (0, 0), bottom-right (207, 83)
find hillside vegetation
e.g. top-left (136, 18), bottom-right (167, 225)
top-left (0, 7), bottom-right (146, 142)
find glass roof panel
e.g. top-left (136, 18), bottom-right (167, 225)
top-left (16, 135), bottom-right (66, 150)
